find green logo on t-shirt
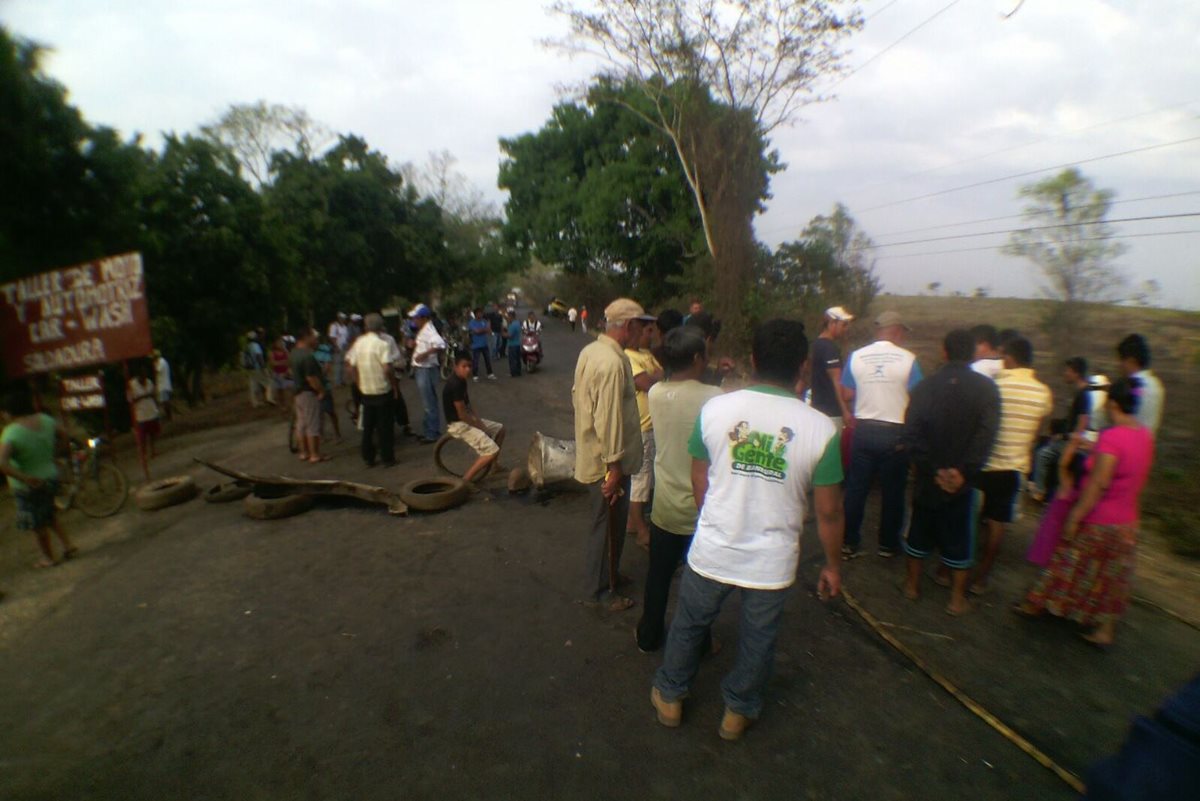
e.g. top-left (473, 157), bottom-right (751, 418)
top-left (727, 422), bottom-right (792, 482)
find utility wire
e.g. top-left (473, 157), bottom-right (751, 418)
top-left (871, 190), bottom-right (1200, 239)
top-left (860, 135), bottom-right (1200, 212)
top-left (831, 0), bottom-right (964, 89)
top-left (870, 229), bottom-right (1200, 260)
top-left (865, 211), bottom-right (1200, 249)
top-left (867, 0), bottom-right (903, 21)
top-left (853, 100), bottom-right (1199, 196)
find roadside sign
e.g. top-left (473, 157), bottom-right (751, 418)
top-left (61, 374), bottom-right (107, 412)
top-left (0, 252), bottom-right (152, 378)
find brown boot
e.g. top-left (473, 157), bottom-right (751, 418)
top-left (650, 687), bottom-right (682, 728)
top-left (719, 708), bottom-right (750, 741)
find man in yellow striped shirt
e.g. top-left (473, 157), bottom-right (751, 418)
top-left (970, 337), bottom-right (1052, 595)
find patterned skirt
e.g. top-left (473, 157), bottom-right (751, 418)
top-left (1024, 522), bottom-right (1136, 627)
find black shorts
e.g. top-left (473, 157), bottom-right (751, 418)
top-left (904, 490), bottom-right (978, 569)
top-left (976, 470), bottom-right (1021, 523)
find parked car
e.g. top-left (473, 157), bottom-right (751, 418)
top-left (545, 298), bottom-right (568, 318)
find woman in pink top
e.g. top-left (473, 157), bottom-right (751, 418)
top-left (1015, 377), bottom-right (1154, 647)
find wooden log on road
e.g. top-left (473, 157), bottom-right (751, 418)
top-left (195, 458), bottom-right (408, 516)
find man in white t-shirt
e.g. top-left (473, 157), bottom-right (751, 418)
top-left (1116, 333), bottom-right (1164, 436)
top-left (409, 303), bottom-right (447, 443)
top-left (152, 349), bottom-right (173, 421)
top-left (328, 312), bottom-right (351, 386)
top-left (840, 310), bottom-right (922, 558)
top-left (970, 324), bottom-right (1004, 380)
top-left (651, 320), bottom-right (844, 742)
top-left (567, 306), bottom-right (578, 332)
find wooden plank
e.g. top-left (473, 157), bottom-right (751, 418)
top-left (195, 458), bottom-right (408, 516)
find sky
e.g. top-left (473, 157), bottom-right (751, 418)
top-left (4, 0), bottom-right (1199, 307)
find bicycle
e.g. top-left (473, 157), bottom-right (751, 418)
top-left (54, 437), bottom-right (129, 518)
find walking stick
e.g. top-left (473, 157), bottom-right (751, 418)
top-left (605, 470), bottom-right (622, 598)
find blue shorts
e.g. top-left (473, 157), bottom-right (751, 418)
top-left (904, 489), bottom-right (979, 569)
top-left (13, 479), bottom-right (60, 531)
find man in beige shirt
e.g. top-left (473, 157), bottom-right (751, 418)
top-left (573, 298), bottom-right (654, 611)
top-left (345, 313), bottom-right (399, 467)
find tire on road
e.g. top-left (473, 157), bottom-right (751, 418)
top-left (204, 481), bottom-right (254, 504)
top-left (135, 476), bottom-right (199, 511)
top-left (399, 477), bottom-right (470, 512)
top-left (433, 434), bottom-right (495, 479)
top-left (243, 489), bottom-right (314, 520)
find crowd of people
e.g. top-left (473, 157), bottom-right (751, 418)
top-left (570, 297), bottom-right (1165, 739)
top-left (236, 299), bottom-right (567, 477)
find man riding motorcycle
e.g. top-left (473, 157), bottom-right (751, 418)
top-left (521, 312), bottom-right (543, 372)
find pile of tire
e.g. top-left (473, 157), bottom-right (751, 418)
top-left (134, 476), bottom-right (199, 511)
top-left (242, 486), bottom-right (314, 520)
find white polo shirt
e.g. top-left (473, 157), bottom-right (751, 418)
top-left (841, 340), bottom-right (922, 424)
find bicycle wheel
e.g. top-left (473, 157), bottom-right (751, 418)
top-left (73, 463), bottom-right (129, 518)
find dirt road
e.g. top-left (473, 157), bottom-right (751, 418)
top-left (2, 317), bottom-right (1197, 800)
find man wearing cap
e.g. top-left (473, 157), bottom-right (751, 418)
top-left (328, 312), bottom-right (351, 386)
top-left (811, 307), bottom-right (855, 431)
top-left (409, 304), bottom-right (447, 444)
top-left (573, 298), bottom-right (653, 612)
top-left (840, 311), bottom-right (923, 558)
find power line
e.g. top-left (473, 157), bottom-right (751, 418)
top-left (832, 0), bottom-right (964, 89)
top-left (870, 229), bottom-right (1200, 260)
top-left (759, 189), bottom-right (1200, 241)
top-left (872, 190), bottom-right (1200, 238)
top-left (860, 135), bottom-right (1200, 212)
top-left (853, 100), bottom-right (1199, 196)
top-left (864, 212), bottom-right (1200, 249)
top-left (867, 0), bottom-right (903, 21)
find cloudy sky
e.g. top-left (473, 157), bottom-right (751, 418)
top-left (5, 0), bottom-right (1199, 307)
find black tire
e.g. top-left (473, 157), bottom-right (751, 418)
top-left (243, 489), bottom-right (314, 520)
top-left (432, 434), bottom-right (495, 479)
top-left (399, 477), bottom-right (470, 512)
top-left (135, 476), bottom-right (199, 511)
top-left (74, 463), bottom-right (129, 518)
top-left (204, 481), bottom-right (253, 504)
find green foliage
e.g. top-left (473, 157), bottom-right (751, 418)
top-left (759, 203), bottom-right (882, 323)
top-left (1003, 168), bottom-right (1127, 356)
top-left (0, 25), bottom-right (514, 399)
top-left (498, 80), bottom-right (704, 304)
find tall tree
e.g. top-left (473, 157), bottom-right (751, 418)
top-left (1002, 168), bottom-right (1127, 352)
top-left (499, 81), bottom-right (706, 303)
top-left (767, 203), bottom-right (880, 320)
top-left (201, 101), bottom-right (333, 187)
top-left (0, 28), bottom-right (149, 277)
top-left (547, 0), bottom-right (863, 344)
top-left (140, 135), bottom-right (269, 400)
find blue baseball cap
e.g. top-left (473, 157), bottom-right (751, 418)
top-left (407, 303), bottom-right (432, 318)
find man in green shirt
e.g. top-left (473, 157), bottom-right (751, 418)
top-left (1, 389), bottom-right (76, 567)
top-left (636, 326), bottom-right (721, 652)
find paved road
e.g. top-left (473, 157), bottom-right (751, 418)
top-left (1, 315), bottom-right (1197, 800)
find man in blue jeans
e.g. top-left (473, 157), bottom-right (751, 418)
top-left (840, 310), bottom-right (923, 559)
top-left (651, 319), bottom-right (845, 741)
top-left (408, 303), bottom-right (447, 444)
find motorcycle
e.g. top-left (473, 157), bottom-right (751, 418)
top-left (521, 330), bottom-right (543, 373)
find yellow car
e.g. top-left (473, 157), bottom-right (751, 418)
top-left (545, 298), bottom-right (569, 318)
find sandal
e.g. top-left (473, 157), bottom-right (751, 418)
top-left (62, 547), bottom-right (79, 560)
top-left (33, 558), bottom-right (57, 569)
top-left (307, 455), bottom-right (332, 463)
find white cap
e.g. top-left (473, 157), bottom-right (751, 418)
top-left (825, 306), bottom-right (855, 322)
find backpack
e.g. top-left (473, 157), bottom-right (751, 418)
top-left (241, 343), bottom-right (257, 370)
